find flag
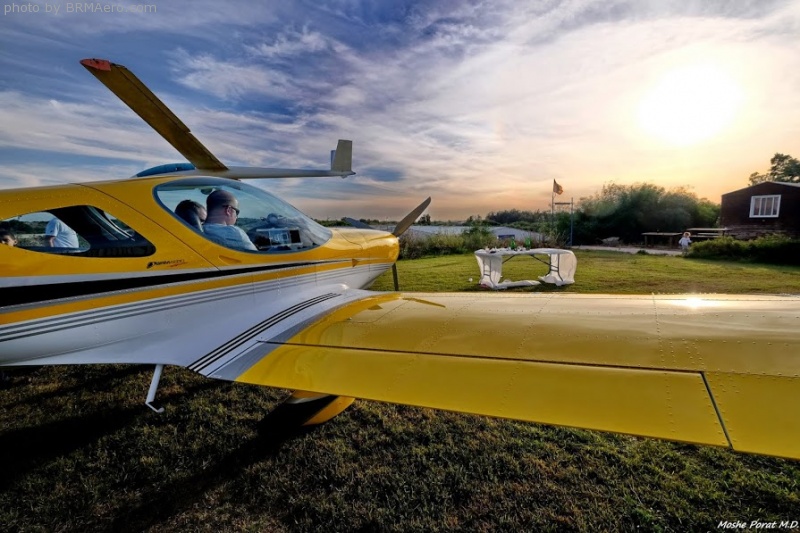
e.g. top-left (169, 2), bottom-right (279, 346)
top-left (553, 180), bottom-right (563, 195)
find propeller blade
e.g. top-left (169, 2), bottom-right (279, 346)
top-left (343, 217), bottom-right (373, 229)
top-left (389, 197), bottom-right (431, 291)
top-left (392, 197), bottom-right (431, 237)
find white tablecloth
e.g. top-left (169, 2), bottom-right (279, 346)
top-left (474, 248), bottom-right (577, 289)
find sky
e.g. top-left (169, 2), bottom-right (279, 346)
top-left (1, 0), bottom-right (799, 221)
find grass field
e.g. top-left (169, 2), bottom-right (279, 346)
top-left (373, 249), bottom-right (800, 294)
top-left (1, 251), bottom-right (799, 532)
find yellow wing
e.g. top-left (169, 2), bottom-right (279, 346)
top-left (229, 292), bottom-right (800, 460)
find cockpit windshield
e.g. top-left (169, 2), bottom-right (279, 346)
top-left (154, 178), bottom-right (332, 253)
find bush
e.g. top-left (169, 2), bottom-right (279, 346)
top-left (399, 227), bottom-right (499, 259)
top-left (688, 235), bottom-right (800, 265)
top-left (398, 224), bottom-right (558, 259)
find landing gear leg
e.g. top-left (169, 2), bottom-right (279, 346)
top-left (145, 364), bottom-right (165, 413)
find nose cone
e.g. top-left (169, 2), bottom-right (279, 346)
top-left (332, 228), bottom-right (398, 262)
top-left (364, 230), bottom-right (399, 263)
top-left (338, 228), bottom-right (397, 258)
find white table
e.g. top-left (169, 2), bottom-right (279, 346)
top-left (474, 248), bottom-right (577, 290)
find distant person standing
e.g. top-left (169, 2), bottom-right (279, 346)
top-left (45, 217), bottom-right (79, 248)
top-left (679, 232), bottom-right (692, 253)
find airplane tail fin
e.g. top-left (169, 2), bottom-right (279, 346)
top-left (330, 140), bottom-right (353, 174)
top-left (82, 58), bottom-right (355, 180)
top-left (80, 58), bottom-right (228, 172)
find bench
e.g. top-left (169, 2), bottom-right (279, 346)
top-left (694, 232), bottom-right (721, 240)
top-left (686, 228), bottom-right (729, 241)
top-left (642, 232), bottom-right (681, 247)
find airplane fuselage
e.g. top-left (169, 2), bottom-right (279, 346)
top-left (0, 176), bottom-right (398, 368)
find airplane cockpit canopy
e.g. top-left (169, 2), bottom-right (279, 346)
top-left (154, 178), bottom-right (332, 253)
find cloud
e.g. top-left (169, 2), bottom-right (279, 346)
top-left (168, 49), bottom-right (294, 101)
top-left (1, 0), bottom-right (283, 37)
top-left (0, 91), bottom-right (171, 161)
top-left (247, 27), bottom-right (332, 58)
top-left (1, 0), bottom-right (799, 219)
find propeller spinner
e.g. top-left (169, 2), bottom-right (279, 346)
top-left (345, 198), bottom-right (431, 291)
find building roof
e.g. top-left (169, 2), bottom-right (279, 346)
top-left (723, 181), bottom-right (800, 196)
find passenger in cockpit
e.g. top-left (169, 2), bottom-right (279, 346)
top-left (0, 229), bottom-right (17, 247)
top-left (175, 200), bottom-right (206, 232)
top-left (45, 217), bottom-right (79, 248)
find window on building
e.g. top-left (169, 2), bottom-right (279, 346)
top-left (750, 195), bottom-right (781, 218)
top-left (1, 206), bottom-right (155, 257)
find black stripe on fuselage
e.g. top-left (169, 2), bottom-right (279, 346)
top-left (1, 262), bottom-right (336, 309)
top-left (190, 292), bottom-right (341, 373)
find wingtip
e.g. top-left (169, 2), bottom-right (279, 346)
top-left (80, 58), bottom-right (112, 71)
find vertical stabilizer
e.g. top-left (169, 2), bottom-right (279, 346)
top-left (331, 140), bottom-right (353, 174)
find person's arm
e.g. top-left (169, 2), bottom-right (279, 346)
top-left (45, 219), bottom-right (58, 247)
top-left (235, 227), bottom-right (258, 251)
top-left (241, 233), bottom-right (258, 251)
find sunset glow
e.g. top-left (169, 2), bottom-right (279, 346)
top-left (1, 1), bottom-right (799, 219)
top-left (638, 64), bottom-right (745, 147)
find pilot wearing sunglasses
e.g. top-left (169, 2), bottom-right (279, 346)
top-left (203, 190), bottom-right (257, 251)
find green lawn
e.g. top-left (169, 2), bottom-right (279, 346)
top-left (372, 250), bottom-right (800, 294)
top-left (1, 251), bottom-right (799, 532)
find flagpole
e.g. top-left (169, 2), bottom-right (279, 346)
top-left (551, 180), bottom-right (566, 245)
top-left (570, 197), bottom-right (574, 246)
top-left (551, 189), bottom-right (555, 245)
top-left (550, 182), bottom-right (555, 245)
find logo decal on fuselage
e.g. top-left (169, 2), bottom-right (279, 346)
top-left (146, 259), bottom-right (187, 269)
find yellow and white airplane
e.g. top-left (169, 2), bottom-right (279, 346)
top-left (1, 59), bottom-right (798, 461)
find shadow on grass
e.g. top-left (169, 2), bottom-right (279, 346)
top-left (0, 405), bottom-right (144, 491)
top-left (0, 365), bottom-right (147, 409)
top-left (0, 373), bottom-right (292, 530)
top-left (108, 416), bottom-right (322, 532)
top-left (0, 373), bottom-right (226, 494)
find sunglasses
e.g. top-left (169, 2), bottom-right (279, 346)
top-left (225, 205), bottom-right (240, 216)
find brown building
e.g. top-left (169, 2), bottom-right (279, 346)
top-left (720, 182), bottom-right (800, 239)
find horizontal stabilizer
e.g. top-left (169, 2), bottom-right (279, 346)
top-left (83, 58), bottom-right (356, 181)
top-left (81, 58), bottom-right (227, 172)
top-left (131, 142), bottom-right (354, 180)
top-left (132, 165), bottom-right (355, 180)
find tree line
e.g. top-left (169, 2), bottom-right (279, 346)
top-left (748, 153), bottom-right (800, 185)
top-left (476, 152), bottom-right (797, 245)
top-left (478, 183), bottom-right (718, 245)
top-left (324, 153), bottom-right (795, 246)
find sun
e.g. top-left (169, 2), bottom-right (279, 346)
top-left (637, 64), bottom-right (744, 146)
